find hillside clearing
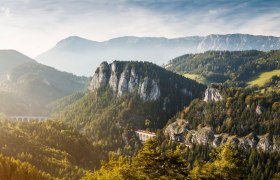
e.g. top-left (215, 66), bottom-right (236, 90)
top-left (183, 73), bottom-right (208, 84)
top-left (247, 69), bottom-right (280, 87)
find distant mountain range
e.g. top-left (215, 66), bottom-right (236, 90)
top-left (36, 34), bottom-right (280, 76)
top-left (0, 50), bottom-right (87, 115)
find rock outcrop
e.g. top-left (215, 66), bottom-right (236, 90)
top-left (88, 61), bottom-right (205, 102)
top-left (204, 87), bottom-right (223, 102)
top-left (256, 105), bottom-right (264, 115)
top-left (189, 127), bottom-right (215, 145)
top-left (165, 121), bottom-right (280, 152)
top-left (88, 61), bottom-right (161, 101)
top-left (257, 133), bottom-right (272, 151)
top-left (164, 119), bottom-right (189, 141)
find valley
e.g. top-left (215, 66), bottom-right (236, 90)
top-left (0, 37), bottom-right (279, 180)
top-left (1, 48), bottom-right (279, 179)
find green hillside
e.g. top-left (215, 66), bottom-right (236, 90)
top-left (47, 92), bottom-right (85, 114)
top-left (175, 85), bottom-right (280, 136)
top-left (166, 50), bottom-right (280, 86)
top-left (183, 73), bottom-right (209, 84)
top-left (247, 69), bottom-right (280, 87)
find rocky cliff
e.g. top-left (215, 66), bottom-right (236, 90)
top-left (88, 62), bottom-right (160, 101)
top-left (165, 119), bottom-right (280, 152)
top-left (88, 61), bottom-right (206, 102)
top-left (204, 87), bottom-right (223, 102)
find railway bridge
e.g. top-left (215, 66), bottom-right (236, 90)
top-left (135, 130), bottom-right (156, 142)
top-left (9, 116), bottom-right (50, 121)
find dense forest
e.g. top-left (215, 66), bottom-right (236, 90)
top-left (84, 139), bottom-right (280, 180)
top-left (0, 154), bottom-right (54, 179)
top-left (173, 84), bottom-right (280, 136)
top-left (0, 117), bottom-right (104, 179)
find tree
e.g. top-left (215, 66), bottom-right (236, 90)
top-left (83, 139), bottom-right (189, 179)
top-left (188, 144), bottom-right (246, 180)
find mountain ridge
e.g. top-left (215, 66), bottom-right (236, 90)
top-left (0, 50), bottom-right (36, 76)
top-left (36, 33), bottom-right (280, 76)
top-left (0, 50), bottom-right (88, 115)
top-left (55, 33), bottom-right (280, 44)
top-left (165, 50), bottom-right (280, 86)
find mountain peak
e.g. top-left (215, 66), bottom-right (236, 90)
top-left (0, 49), bottom-right (36, 76)
top-left (58, 36), bottom-right (89, 42)
top-left (88, 61), bottom-right (206, 102)
top-left (55, 36), bottom-right (98, 48)
top-left (0, 49), bottom-right (33, 58)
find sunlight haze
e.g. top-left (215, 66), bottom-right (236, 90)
top-left (0, 0), bottom-right (279, 57)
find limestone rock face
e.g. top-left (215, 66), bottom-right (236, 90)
top-left (256, 105), bottom-right (264, 115)
top-left (204, 87), bottom-right (223, 102)
top-left (239, 133), bottom-right (259, 150)
top-left (257, 134), bottom-right (272, 151)
top-left (164, 121), bottom-right (280, 152)
top-left (128, 67), bottom-right (139, 93)
top-left (146, 79), bottom-right (160, 101)
top-left (88, 62), bottom-right (110, 91)
top-left (192, 127), bottom-right (215, 145)
top-left (164, 119), bottom-right (189, 141)
top-left (109, 62), bottom-right (119, 93)
top-left (88, 62), bottom-right (161, 102)
top-left (117, 65), bottom-right (130, 97)
top-left (273, 136), bottom-right (280, 152)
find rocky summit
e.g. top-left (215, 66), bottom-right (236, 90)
top-left (88, 61), bottom-right (160, 101)
top-left (88, 61), bottom-right (206, 102)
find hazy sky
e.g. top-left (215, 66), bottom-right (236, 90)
top-left (0, 0), bottom-right (280, 57)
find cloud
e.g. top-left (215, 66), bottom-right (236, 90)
top-left (0, 0), bottom-right (279, 57)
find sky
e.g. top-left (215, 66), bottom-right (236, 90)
top-left (0, 0), bottom-right (280, 57)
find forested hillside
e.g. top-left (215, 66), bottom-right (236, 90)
top-left (84, 138), bottom-right (280, 180)
top-left (166, 50), bottom-right (280, 86)
top-left (174, 84), bottom-right (280, 136)
top-left (0, 51), bottom-right (88, 115)
top-left (0, 117), bottom-right (103, 179)
top-left (87, 83), bottom-right (280, 179)
top-left (0, 154), bottom-right (54, 180)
